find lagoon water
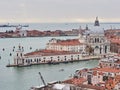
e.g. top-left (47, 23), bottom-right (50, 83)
top-left (0, 22), bottom-right (120, 32)
top-left (0, 36), bottom-right (98, 90)
top-left (1, 22), bottom-right (119, 90)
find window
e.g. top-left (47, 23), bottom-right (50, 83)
top-left (43, 57), bottom-right (46, 59)
top-left (34, 59), bottom-right (36, 62)
top-left (21, 53), bottom-right (22, 57)
top-left (95, 38), bottom-right (97, 43)
top-left (37, 59), bottom-right (39, 63)
top-left (51, 57), bottom-right (53, 60)
top-left (39, 58), bottom-right (41, 61)
top-left (78, 55), bottom-right (79, 60)
top-left (110, 64), bottom-right (112, 66)
top-left (97, 38), bottom-right (99, 42)
top-left (64, 56), bottom-right (66, 61)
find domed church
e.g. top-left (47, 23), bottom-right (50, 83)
top-left (79, 17), bottom-right (110, 55)
top-left (46, 17), bottom-right (110, 55)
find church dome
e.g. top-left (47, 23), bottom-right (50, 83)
top-left (85, 17), bottom-right (105, 35)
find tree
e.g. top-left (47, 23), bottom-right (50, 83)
top-left (86, 45), bottom-right (94, 55)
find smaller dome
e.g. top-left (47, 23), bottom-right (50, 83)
top-left (89, 26), bottom-right (104, 34)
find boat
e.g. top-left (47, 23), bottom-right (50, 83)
top-left (47, 61), bottom-right (60, 65)
top-left (17, 64), bottom-right (32, 67)
top-left (59, 68), bottom-right (64, 72)
top-left (0, 24), bottom-right (29, 27)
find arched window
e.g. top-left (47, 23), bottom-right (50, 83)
top-left (105, 46), bottom-right (107, 53)
top-left (34, 59), bottom-right (36, 62)
top-left (51, 57), bottom-right (53, 60)
top-left (37, 59), bottom-right (38, 63)
top-left (64, 56), bottom-right (66, 61)
top-left (97, 38), bottom-right (99, 43)
top-left (95, 46), bottom-right (99, 49)
top-left (21, 53), bottom-right (22, 57)
top-left (78, 55), bottom-right (79, 60)
top-left (95, 38), bottom-right (97, 43)
top-left (39, 58), bottom-right (41, 61)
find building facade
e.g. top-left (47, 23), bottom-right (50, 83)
top-left (46, 38), bottom-right (86, 54)
top-left (79, 17), bottom-right (110, 55)
top-left (46, 17), bottom-right (110, 55)
top-left (14, 45), bottom-right (84, 66)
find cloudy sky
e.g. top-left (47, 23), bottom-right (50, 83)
top-left (0, 0), bottom-right (120, 23)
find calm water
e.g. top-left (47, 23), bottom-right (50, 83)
top-left (0, 23), bottom-right (120, 32)
top-left (0, 36), bottom-right (99, 90)
top-left (1, 22), bottom-right (119, 90)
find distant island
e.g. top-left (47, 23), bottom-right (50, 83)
top-left (0, 26), bottom-right (82, 38)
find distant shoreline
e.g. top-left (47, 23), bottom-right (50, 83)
top-left (0, 35), bottom-right (77, 39)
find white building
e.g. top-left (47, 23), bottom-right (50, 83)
top-left (15, 25), bottom-right (27, 37)
top-left (46, 38), bottom-right (86, 54)
top-left (14, 45), bottom-right (84, 66)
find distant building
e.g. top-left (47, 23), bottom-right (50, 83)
top-left (110, 38), bottom-right (120, 54)
top-left (15, 25), bottom-right (27, 37)
top-left (46, 17), bottom-right (110, 55)
top-left (46, 38), bottom-right (86, 53)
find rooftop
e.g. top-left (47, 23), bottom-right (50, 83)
top-left (50, 39), bottom-right (83, 46)
top-left (92, 67), bottom-right (120, 73)
top-left (63, 77), bottom-right (87, 86)
top-left (110, 38), bottom-right (120, 44)
top-left (25, 49), bottom-right (80, 57)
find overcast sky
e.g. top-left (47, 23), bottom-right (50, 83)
top-left (0, 0), bottom-right (120, 23)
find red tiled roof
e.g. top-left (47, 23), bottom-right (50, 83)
top-left (110, 39), bottom-right (120, 44)
top-left (115, 75), bottom-right (120, 80)
top-left (50, 39), bottom-right (83, 46)
top-left (93, 67), bottom-right (120, 73)
top-left (79, 84), bottom-right (105, 90)
top-left (25, 49), bottom-right (80, 56)
top-left (63, 78), bottom-right (86, 86)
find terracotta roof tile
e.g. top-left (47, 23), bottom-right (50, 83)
top-left (25, 49), bottom-right (80, 56)
top-left (63, 78), bottom-right (86, 86)
top-left (50, 39), bottom-right (83, 46)
top-left (93, 67), bottom-right (120, 73)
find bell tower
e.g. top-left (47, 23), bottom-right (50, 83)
top-left (94, 17), bottom-right (100, 26)
top-left (14, 44), bottom-right (24, 65)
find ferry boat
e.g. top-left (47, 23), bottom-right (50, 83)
top-left (0, 23), bottom-right (29, 27)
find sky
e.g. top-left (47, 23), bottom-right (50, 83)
top-left (0, 0), bottom-right (120, 23)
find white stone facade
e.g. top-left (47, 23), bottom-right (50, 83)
top-left (85, 33), bottom-right (110, 55)
top-left (46, 38), bottom-right (86, 53)
top-left (19, 30), bottom-right (27, 37)
top-left (14, 47), bottom-right (83, 65)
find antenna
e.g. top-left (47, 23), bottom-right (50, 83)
top-left (38, 72), bottom-right (46, 86)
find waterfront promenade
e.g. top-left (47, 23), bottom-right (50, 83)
top-left (6, 54), bottom-right (101, 67)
